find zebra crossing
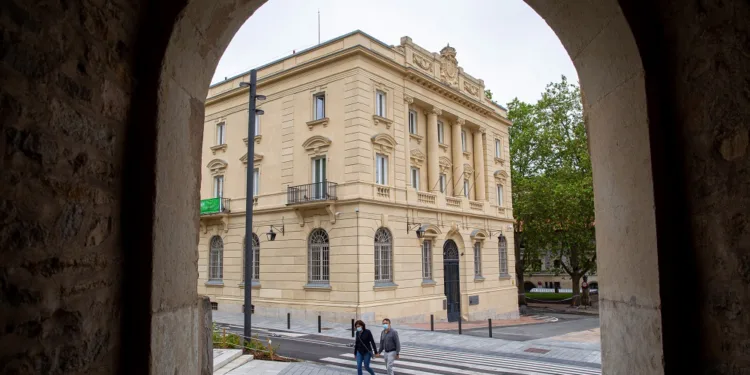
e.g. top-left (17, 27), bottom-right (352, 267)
top-left (318, 346), bottom-right (601, 375)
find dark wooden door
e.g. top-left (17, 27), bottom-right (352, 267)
top-left (443, 240), bottom-right (461, 322)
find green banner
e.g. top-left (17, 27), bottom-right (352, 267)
top-left (200, 198), bottom-right (221, 214)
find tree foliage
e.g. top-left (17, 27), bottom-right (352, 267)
top-left (508, 76), bottom-right (596, 305)
top-left (484, 89), bottom-right (493, 100)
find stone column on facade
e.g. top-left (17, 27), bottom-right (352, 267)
top-left (426, 107), bottom-right (442, 193)
top-left (473, 127), bottom-right (486, 201)
top-left (452, 118), bottom-right (465, 197)
top-left (404, 96), bottom-right (414, 196)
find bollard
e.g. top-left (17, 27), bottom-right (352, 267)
top-left (458, 317), bottom-right (462, 335)
top-left (351, 318), bottom-right (355, 337)
top-left (287, 313), bottom-right (290, 330)
top-left (488, 318), bottom-right (493, 338)
top-left (318, 315), bottom-right (321, 333)
top-left (430, 314), bottom-right (434, 331)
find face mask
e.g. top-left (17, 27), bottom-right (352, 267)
top-left (383, 324), bottom-right (389, 329)
top-left (356, 327), bottom-right (362, 332)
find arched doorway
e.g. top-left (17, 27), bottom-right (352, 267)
top-left (443, 240), bottom-right (461, 322)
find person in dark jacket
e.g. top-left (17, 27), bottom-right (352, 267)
top-left (353, 320), bottom-right (377, 375)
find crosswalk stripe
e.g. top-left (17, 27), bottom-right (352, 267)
top-left (319, 357), bottom-right (441, 375)
top-left (398, 347), bottom-right (600, 375)
top-left (339, 353), bottom-right (535, 375)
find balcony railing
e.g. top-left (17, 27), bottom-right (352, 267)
top-left (200, 197), bottom-right (230, 215)
top-left (287, 181), bottom-right (338, 205)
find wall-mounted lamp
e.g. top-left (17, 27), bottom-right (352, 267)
top-left (406, 220), bottom-right (424, 239)
top-left (266, 217), bottom-right (285, 241)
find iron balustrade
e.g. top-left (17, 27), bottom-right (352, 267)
top-left (287, 181), bottom-right (338, 205)
top-left (200, 197), bottom-right (231, 215)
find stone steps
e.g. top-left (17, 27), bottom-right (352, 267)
top-left (213, 349), bottom-right (244, 372)
top-left (215, 354), bottom-right (254, 375)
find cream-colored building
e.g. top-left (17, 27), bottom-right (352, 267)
top-left (198, 31), bottom-right (516, 324)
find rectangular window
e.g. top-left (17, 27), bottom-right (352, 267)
top-left (461, 130), bottom-right (467, 152)
top-left (411, 167), bottom-right (420, 190)
top-left (216, 122), bottom-right (226, 145)
top-left (408, 110), bottom-right (417, 134)
top-left (422, 240), bottom-right (433, 280)
top-left (464, 179), bottom-right (470, 198)
top-left (254, 113), bottom-right (260, 136)
top-left (495, 139), bottom-right (502, 158)
top-left (312, 157), bottom-right (326, 199)
top-left (497, 185), bottom-right (504, 206)
top-left (499, 237), bottom-right (508, 275)
top-left (474, 242), bottom-right (482, 277)
top-left (376, 90), bottom-right (386, 117)
top-left (437, 121), bottom-right (445, 144)
top-left (213, 176), bottom-right (224, 198)
top-left (314, 93), bottom-right (325, 120)
top-left (376, 154), bottom-right (388, 185)
top-left (253, 168), bottom-right (259, 196)
top-left (439, 174), bottom-right (446, 193)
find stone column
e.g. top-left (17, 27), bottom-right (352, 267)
top-left (452, 118), bottom-right (465, 197)
top-left (473, 127), bottom-right (486, 200)
top-left (426, 108), bottom-right (442, 192)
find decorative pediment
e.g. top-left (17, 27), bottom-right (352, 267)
top-left (494, 170), bottom-right (509, 182)
top-left (419, 223), bottom-right (442, 238)
top-left (439, 156), bottom-right (452, 173)
top-left (410, 149), bottom-right (426, 166)
top-left (240, 153), bottom-right (264, 165)
top-left (470, 229), bottom-right (489, 242)
top-left (463, 163), bottom-right (474, 178)
top-left (302, 135), bottom-right (332, 156)
top-left (207, 159), bottom-right (228, 175)
top-left (371, 133), bottom-right (397, 154)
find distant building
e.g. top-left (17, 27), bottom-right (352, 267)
top-left (198, 31), bottom-right (516, 323)
top-left (523, 251), bottom-right (598, 292)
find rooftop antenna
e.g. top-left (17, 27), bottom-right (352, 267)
top-left (317, 9), bottom-right (321, 44)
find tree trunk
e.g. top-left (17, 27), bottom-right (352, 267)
top-left (570, 273), bottom-right (581, 306)
top-left (514, 231), bottom-right (527, 306)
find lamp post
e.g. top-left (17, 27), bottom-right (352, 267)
top-left (239, 70), bottom-right (264, 342)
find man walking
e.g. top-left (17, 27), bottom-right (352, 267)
top-left (377, 318), bottom-right (400, 375)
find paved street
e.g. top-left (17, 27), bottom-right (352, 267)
top-left (214, 312), bottom-right (601, 374)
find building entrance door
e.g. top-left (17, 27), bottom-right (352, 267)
top-left (443, 240), bottom-right (461, 322)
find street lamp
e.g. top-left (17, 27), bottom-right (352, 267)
top-left (266, 221), bottom-right (285, 241)
top-left (239, 70), bottom-right (264, 343)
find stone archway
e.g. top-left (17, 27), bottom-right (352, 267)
top-left (140, 1), bottom-right (662, 373)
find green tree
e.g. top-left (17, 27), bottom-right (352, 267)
top-left (484, 89), bottom-right (493, 100)
top-left (508, 76), bottom-right (596, 306)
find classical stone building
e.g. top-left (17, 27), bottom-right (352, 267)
top-left (197, 31), bottom-right (517, 323)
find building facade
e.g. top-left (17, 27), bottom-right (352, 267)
top-left (198, 31), bottom-right (516, 324)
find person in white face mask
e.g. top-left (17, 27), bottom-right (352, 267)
top-left (353, 320), bottom-right (377, 375)
top-left (376, 318), bottom-right (400, 375)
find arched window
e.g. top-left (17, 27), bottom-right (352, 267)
top-left (499, 235), bottom-right (508, 275)
top-left (209, 236), bottom-right (224, 281)
top-left (243, 234), bottom-right (260, 282)
top-left (374, 228), bottom-right (393, 283)
top-left (474, 242), bottom-right (483, 277)
top-left (308, 229), bottom-right (330, 284)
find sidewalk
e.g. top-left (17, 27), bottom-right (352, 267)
top-left (213, 311), bottom-right (601, 365)
top-left (403, 315), bottom-right (546, 331)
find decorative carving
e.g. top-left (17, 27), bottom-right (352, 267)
top-left (464, 81), bottom-right (479, 96)
top-left (410, 149), bottom-right (426, 166)
top-left (426, 108), bottom-right (442, 116)
top-left (371, 133), bottom-right (397, 154)
top-left (413, 53), bottom-right (433, 71)
top-left (456, 118), bottom-right (466, 126)
top-left (210, 144), bottom-right (227, 155)
top-left (306, 117), bottom-right (329, 130)
top-left (439, 44), bottom-right (459, 87)
top-left (240, 153), bottom-right (263, 165)
top-left (494, 170), bottom-right (509, 183)
top-left (373, 115), bottom-right (393, 129)
top-left (439, 156), bottom-right (452, 173)
top-left (404, 95), bottom-right (414, 104)
top-left (463, 163), bottom-right (474, 178)
top-left (302, 135), bottom-right (332, 155)
top-left (206, 159), bottom-right (228, 175)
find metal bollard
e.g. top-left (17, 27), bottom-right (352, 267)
top-left (287, 313), bottom-right (291, 330)
top-left (489, 318), bottom-right (493, 338)
top-left (458, 317), bottom-right (462, 335)
top-left (318, 315), bottom-right (321, 333)
top-left (430, 314), bottom-right (434, 331)
top-left (351, 318), bottom-right (355, 337)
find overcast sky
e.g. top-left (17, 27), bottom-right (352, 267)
top-left (211, 0), bottom-right (577, 106)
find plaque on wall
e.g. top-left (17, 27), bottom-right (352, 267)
top-left (443, 299), bottom-right (447, 310)
top-left (469, 296), bottom-right (479, 305)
